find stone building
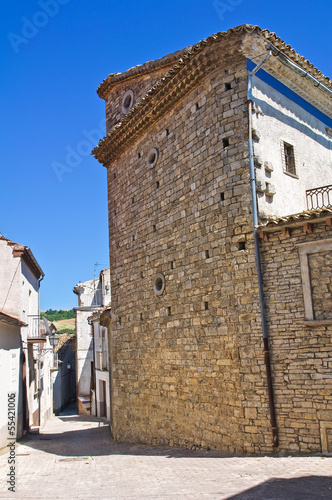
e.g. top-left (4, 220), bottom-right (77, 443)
top-left (257, 209), bottom-right (332, 453)
top-left (92, 25), bottom-right (332, 454)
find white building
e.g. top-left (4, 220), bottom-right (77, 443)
top-left (0, 235), bottom-right (53, 448)
top-left (89, 307), bottom-right (111, 421)
top-left (73, 268), bottom-right (111, 414)
top-left (244, 42), bottom-right (332, 220)
top-left (0, 311), bottom-right (26, 449)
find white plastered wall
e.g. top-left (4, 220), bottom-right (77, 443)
top-left (251, 76), bottom-right (332, 219)
top-left (0, 323), bottom-right (21, 449)
top-left (75, 309), bottom-right (94, 396)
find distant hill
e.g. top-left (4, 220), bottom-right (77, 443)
top-left (41, 309), bottom-right (75, 322)
top-left (53, 318), bottom-right (75, 335)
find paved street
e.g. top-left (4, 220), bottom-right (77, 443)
top-left (0, 404), bottom-right (331, 499)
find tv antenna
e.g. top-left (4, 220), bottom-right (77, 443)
top-left (94, 262), bottom-right (102, 281)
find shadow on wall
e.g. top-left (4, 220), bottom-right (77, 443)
top-left (255, 95), bottom-right (331, 150)
top-left (224, 475), bottom-right (332, 500)
top-left (76, 336), bottom-right (93, 397)
top-left (53, 337), bottom-right (76, 414)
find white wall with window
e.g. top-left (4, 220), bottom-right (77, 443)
top-left (251, 74), bottom-right (332, 219)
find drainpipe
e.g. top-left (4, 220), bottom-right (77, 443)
top-left (265, 44), bottom-right (332, 99)
top-left (247, 51), bottom-right (278, 448)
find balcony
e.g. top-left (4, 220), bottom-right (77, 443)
top-left (306, 185), bottom-right (332, 210)
top-left (27, 315), bottom-right (48, 343)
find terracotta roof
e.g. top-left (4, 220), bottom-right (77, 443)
top-left (88, 304), bottom-right (111, 324)
top-left (54, 333), bottom-right (75, 361)
top-left (93, 25), bottom-right (332, 166)
top-left (0, 311), bottom-right (27, 327)
top-left (257, 207), bottom-right (332, 232)
top-left (97, 47), bottom-right (190, 99)
top-left (97, 24), bottom-right (332, 99)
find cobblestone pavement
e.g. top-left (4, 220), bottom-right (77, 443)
top-left (0, 405), bottom-right (331, 499)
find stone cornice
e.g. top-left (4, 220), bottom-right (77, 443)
top-left (97, 48), bottom-right (189, 99)
top-left (93, 40), bottom-right (229, 165)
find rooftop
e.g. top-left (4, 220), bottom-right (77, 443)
top-left (0, 235), bottom-right (44, 280)
top-left (257, 207), bottom-right (332, 233)
top-left (0, 310), bottom-right (27, 327)
top-left (97, 25), bottom-right (332, 99)
top-left (93, 24), bottom-right (332, 166)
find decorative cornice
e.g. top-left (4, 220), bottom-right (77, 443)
top-left (97, 48), bottom-right (189, 99)
top-left (93, 41), bottom-right (226, 165)
top-left (92, 24), bottom-right (332, 167)
top-left (97, 25), bottom-right (332, 100)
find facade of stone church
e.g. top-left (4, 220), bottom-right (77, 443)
top-left (93, 25), bottom-right (332, 454)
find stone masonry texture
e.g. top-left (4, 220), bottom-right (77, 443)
top-left (308, 250), bottom-right (332, 320)
top-left (106, 47), bottom-right (262, 454)
top-left (93, 27), bottom-right (332, 455)
top-left (260, 221), bottom-right (332, 454)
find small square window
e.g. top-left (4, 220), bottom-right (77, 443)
top-left (282, 142), bottom-right (296, 176)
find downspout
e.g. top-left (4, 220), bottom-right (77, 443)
top-left (247, 51), bottom-right (278, 448)
top-left (265, 44), bottom-right (332, 99)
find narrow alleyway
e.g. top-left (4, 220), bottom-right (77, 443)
top-left (0, 406), bottom-right (331, 499)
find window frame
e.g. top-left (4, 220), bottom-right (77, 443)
top-left (298, 238), bottom-right (332, 322)
top-left (281, 141), bottom-right (298, 178)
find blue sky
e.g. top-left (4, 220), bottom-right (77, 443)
top-left (1, 0), bottom-right (331, 310)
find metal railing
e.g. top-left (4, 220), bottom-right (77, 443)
top-left (27, 315), bottom-right (47, 339)
top-left (306, 184), bottom-right (332, 210)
